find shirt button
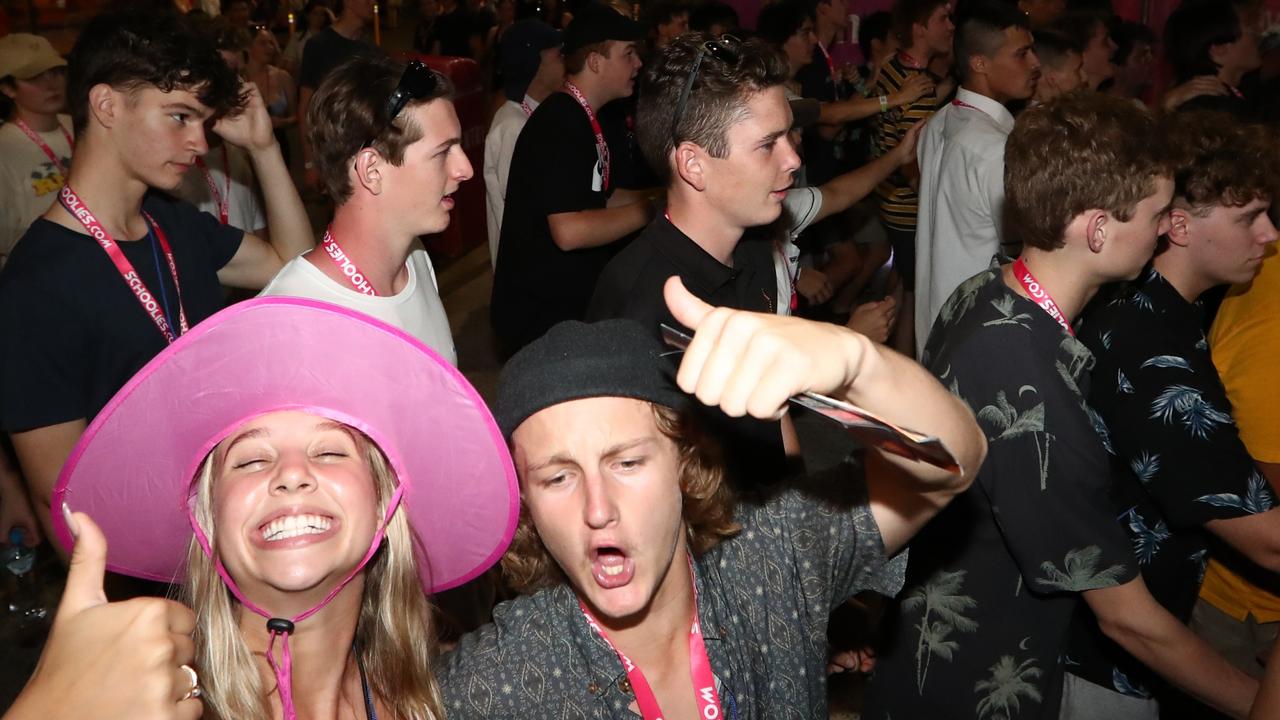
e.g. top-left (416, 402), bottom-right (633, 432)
top-left (588, 682), bottom-right (600, 695)
top-left (619, 679), bottom-right (632, 694)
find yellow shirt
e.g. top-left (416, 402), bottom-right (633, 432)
top-left (1200, 250), bottom-right (1280, 622)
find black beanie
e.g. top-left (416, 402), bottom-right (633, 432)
top-left (495, 319), bottom-right (691, 438)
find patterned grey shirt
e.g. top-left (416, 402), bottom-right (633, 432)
top-left (438, 455), bottom-right (906, 719)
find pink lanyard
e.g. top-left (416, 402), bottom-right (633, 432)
top-left (14, 118), bottom-right (73, 176)
top-left (577, 558), bottom-right (723, 720)
top-left (58, 184), bottom-right (188, 343)
top-left (319, 228), bottom-right (379, 296)
top-left (521, 100), bottom-right (534, 117)
top-left (564, 81), bottom-right (610, 192)
top-left (1012, 257), bottom-right (1073, 337)
top-left (194, 151), bottom-right (231, 225)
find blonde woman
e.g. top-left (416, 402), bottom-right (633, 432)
top-left (50, 297), bottom-right (519, 720)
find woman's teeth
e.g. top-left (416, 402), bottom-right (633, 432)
top-left (262, 514), bottom-right (332, 542)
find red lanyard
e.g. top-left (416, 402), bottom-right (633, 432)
top-left (564, 81), bottom-right (610, 193)
top-left (14, 118), bottom-right (73, 177)
top-left (1012, 257), bottom-right (1073, 337)
top-left (520, 99), bottom-right (534, 117)
top-left (194, 150), bottom-right (232, 225)
top-left (319, 228), bottom-right (378, 296)
top-left (577, 558), bottom-right (722, 720)
top-left (817, 42), bottom-right (841, 99)
top-left (897, 50), bottom-right (926, 70)
top-left (59, 184), bottom-right (188, 343)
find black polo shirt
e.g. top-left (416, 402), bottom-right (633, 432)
top-left (490, 91), bottom-right (631, 354)
top-left (587, 214), bottom-right (788, 484)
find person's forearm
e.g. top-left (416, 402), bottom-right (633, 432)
top-left (1096, 593), bottom-right (1257, 718)
top-left (839, 332), bottom-right (985, 488)
top-left (817, 152), bottom-right (900, 221)
top-left (249, 142), bottom-right (314, 261)
top-left (819, 95), bottom-right (882, 125)
top-left (548, 202), bottom-right (651, 251)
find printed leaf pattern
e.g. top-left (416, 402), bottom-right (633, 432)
top-left (974, 655), bottom-right (1043, 719)
top-left (1149, 384), bottom-right (1234, 440)
top-left (1112, 667), bottom-right (1151, 699)
top-left (1140, 354), bottom-right (1192, 371)
top-left (903, 570), bottom-right (979, 694)
top-left (1197, 470), bottom-right (1276, 514)
top-left (1036, 546), bottom-right (1127, 591)
top-left (1128, 451), bottom-right (1160, 485)
top-left (1122, 507), bottom-right (1170, 565)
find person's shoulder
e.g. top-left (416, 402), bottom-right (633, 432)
top-left (0, 220), bottom-right (92, 292)
top-left (439, 586), bottom-right (577, 677)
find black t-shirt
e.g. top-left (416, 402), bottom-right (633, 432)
top-left (797, 43), bottom-right (843, 187)
top-left (586, 214), bottom-right (789, 483)
top-left (490, 91), bottom-right (630, 354)
top-left (299, 26), bottom-right (377, 90)
top-left (427, 6), bottom-right (482, 58)
top-left (0, 193), bottom-right (243, 430)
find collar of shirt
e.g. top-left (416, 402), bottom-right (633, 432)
top-left (563, 555), bottom-right (730, 705)
top-left (523, 94), bottom-right (541, 113)
top-left (651, 214), bottom-right (746, 295)
top-left (1137, 265), bottom-right (1206, 329)
top-left (953, 88), bottom-right (1015, 134)
top-left (982, 259), bottom-right (1095, 384)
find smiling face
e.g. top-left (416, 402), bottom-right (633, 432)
top-left (698, 85), bottom-right (800, 231)
top-left (209, 411), bottom-right (383, 607)
top-left (378, 99), bottom-right (474, 235)
top-left (1180, 199), bottom-right (1278, 288)
top-left (514, 397), bottom-right (688, 623)
top-left (109, 85), bottom-right (214, 190)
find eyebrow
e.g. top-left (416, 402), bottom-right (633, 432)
top-left (221, 427), bottom-right (269, 457)
top-left (163, 102), bottom-right (212, 119)
top-left (525, 437), bottom-right (654, 473)
top-left (760, 129), bottom-right (787, 146)
top-left (433, 136), bottom-right (463, 152)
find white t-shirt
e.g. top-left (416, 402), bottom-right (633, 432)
top-left (483, 96), bottom-right (537, 269)
top-left (259, 241), bottom-right (458, 365)
top-left (171, 143), bottom-right (267, 234)
top-left (914, 87), bottom-right (1015, 353)
top-left (772, 186), bottom-right (824, 316)
top-left (0, 115), bottom-right (74, 263)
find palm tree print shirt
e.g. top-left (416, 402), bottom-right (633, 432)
top-left (1063, 267), bottom-right (1275, 701)
top-left (863, 264), bottom-right (1139, 720)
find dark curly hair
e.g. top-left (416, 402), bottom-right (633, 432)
top-left (1163, 111), bottom-right (1279, 214)
top-left (501, 403), bottom-right (740, 594)
top-left (635, 33), bottom-right (789, 185)
top-left (1005, 91), bottom-right (1170, 251)
top-left (67, 9), bottom-right (247, 135)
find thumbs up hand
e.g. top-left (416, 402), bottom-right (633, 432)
top-left (3, 506), bottom-right (202, 720)
top-left (663, 276), bottom-right (871, 420)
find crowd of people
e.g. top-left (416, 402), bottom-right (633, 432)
top-left (0, 0), bottom-right (1278, 718)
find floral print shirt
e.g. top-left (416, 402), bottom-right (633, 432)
top-left (1064, 267), bottom-right (1275, 700)
top-left (863, 263), bottom-right (1139, 720)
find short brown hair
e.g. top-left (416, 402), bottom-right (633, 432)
top-left (564, 40), bottom-right (612, 75)
top-left (1004, 91), bottom-right (1169, 251)
top-left (307, 55), bottom-right (452, 203)
top-left (890, 0), bottom-right (949, 46)
top-left (1162, 111), bottom-right (1279, 215)
top-left (635, 33), bottom-right (789, 186)
top-left (501, 403), bottom-right (740, 594)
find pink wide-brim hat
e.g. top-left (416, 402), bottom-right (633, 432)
top-left (51, 297), bottom-right (519, 594)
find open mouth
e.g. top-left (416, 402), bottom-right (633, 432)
top-left (591, 545), bottom-right (635, 588)
top-left (260, 513), bottom-right (334, 542)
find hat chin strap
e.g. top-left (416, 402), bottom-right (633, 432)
top-left (202, 486), bottom-right (406, 720)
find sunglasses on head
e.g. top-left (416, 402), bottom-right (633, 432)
top-left (363, 60), bottom-right (441, 149)
top-left (671, 34), bottom-right (742, 147)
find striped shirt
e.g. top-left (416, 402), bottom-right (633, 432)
top-left (872, 55), bottom-right (943, 231)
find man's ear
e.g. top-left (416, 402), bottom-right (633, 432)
top-left (969, 53), bottom-right (988, 79)
top-left (87, 84), bottom-right (120, 130)
top-left (352, 147), bottom-right (385, 196)
top-left (1085, 209), bottom-right (1108, 254)
top-left (673, 141), bottom-right (708, 192)
top-left (1166, 208), bottom-right (1192, 248)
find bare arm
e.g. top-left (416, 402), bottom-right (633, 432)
top-left (547, 202), bottom-right (652, 251)
top-left (1205, 462), bottom-right (1280, 572)
top-left (664, 277), bottom-right (985, 557)
top-left (0, 448), bottom-right (40, 545)
top-left (1251, 634), bottom-right (1280, 719)
top-left (1085, 577), bottom-right (1258, 719)
top-left (214, 83), bottom-right (314, 289)
top-left (11, 419), bottom-right (87, 556)
top-left (814, 121), bottom-right (922, 223)
top-left (818, 73), bottom-right (936, 127)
